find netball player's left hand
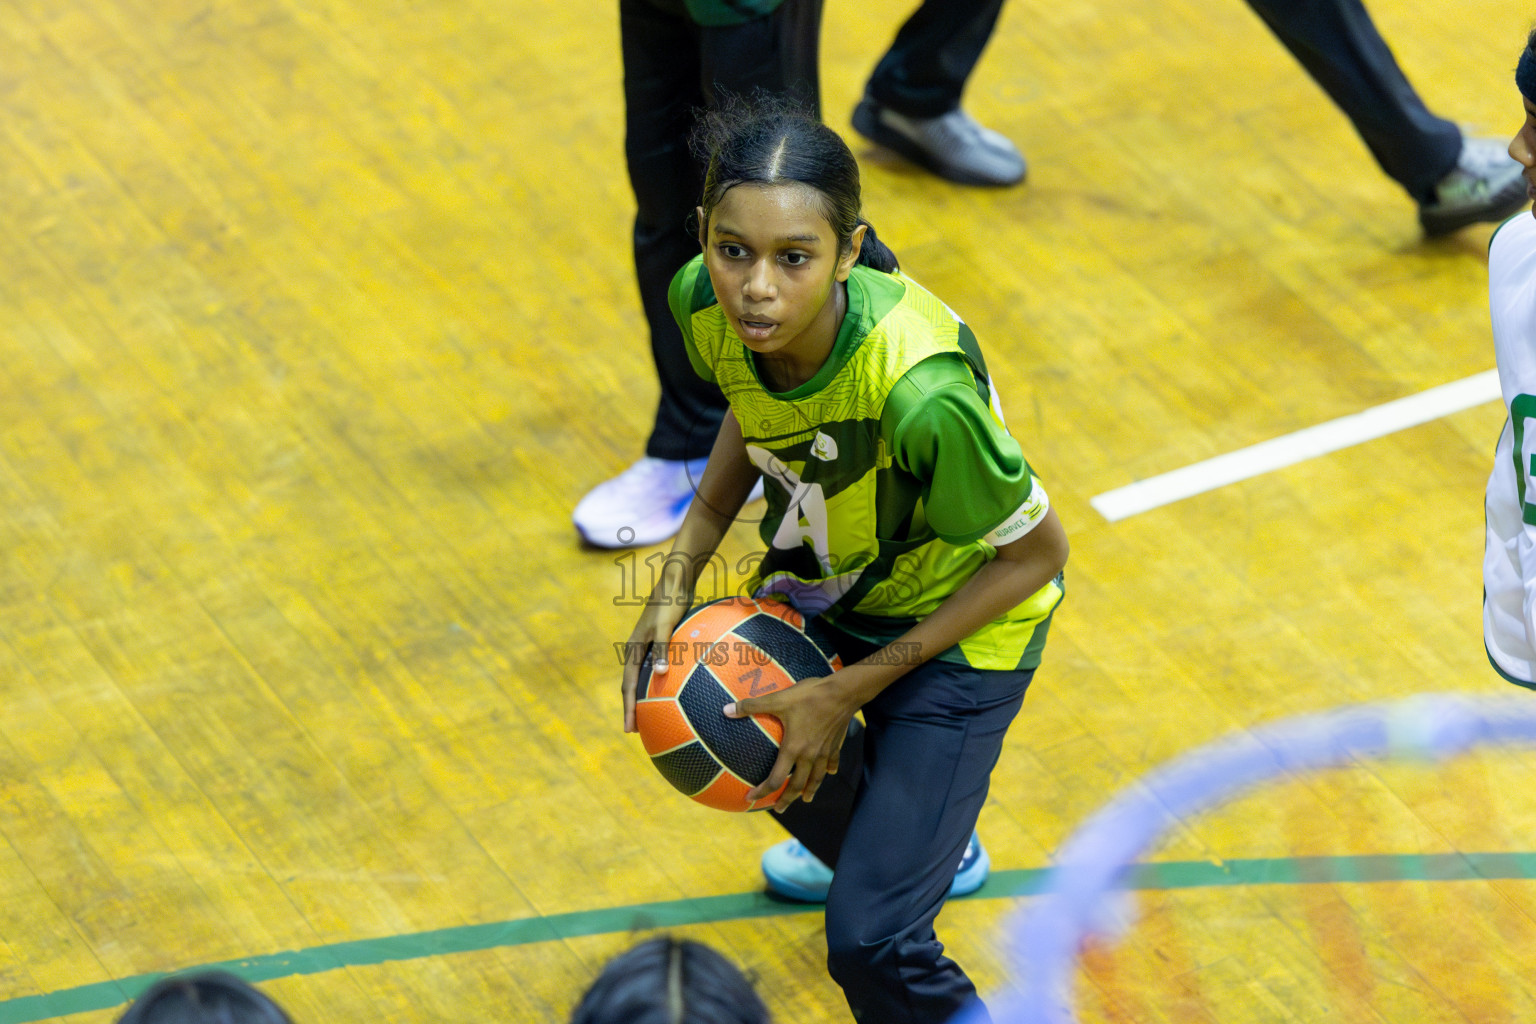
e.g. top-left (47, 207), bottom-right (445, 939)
top-left (727, 676), bottom-right (860, 812)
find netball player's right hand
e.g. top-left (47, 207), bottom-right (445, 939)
top-left (621, 581), bottom-right (692, 734)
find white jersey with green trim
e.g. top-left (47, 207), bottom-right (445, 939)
top-left (1485, 211), bottom-right (1536, 687)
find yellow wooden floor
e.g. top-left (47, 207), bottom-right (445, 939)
top-left (2, 0), bottom-right (1535, 1020)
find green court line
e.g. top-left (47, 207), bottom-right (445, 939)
top-left (11, 851), bottom-right (1536, 1024)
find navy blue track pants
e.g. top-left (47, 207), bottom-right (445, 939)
top-left (774, 628), bottom-right (1035, 1024)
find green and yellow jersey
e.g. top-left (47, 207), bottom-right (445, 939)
top-left (670, 255), bottom-right (1063, 671)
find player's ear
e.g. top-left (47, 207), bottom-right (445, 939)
top-left (837, 222), bottom-right (867, 281)
top-left (696, 206), bottom-right (708, 249)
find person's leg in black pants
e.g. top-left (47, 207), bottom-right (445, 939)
top-left (774, 631), bottom-right (1034, 1024)
top-left (623, 0), bottom-right (822, 464)
top-left (863, 0), bottom-right (1005, 119)
top-left (851, 0), bottom-right (1025, 187)
top-left (620, 0), bottom-right (715, 465)
top-left (576, 0), bottom-right (822, 548)
top-left (1243, 0), bottom-right (1458, 200)
top-left (1243, 0), bottom-right (1525, 234)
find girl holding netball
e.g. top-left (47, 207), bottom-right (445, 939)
top-left (620, 95), bottom-right (1068, 1024)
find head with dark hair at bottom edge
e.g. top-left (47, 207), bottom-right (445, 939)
top-left (569, 936), bottom-right (771, 1024)
top-left (115, 971), bottom-right (293, 1024)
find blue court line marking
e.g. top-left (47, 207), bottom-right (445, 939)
top-left (10, 851), bottom-right (1536, 1023)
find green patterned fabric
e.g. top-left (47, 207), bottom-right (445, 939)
top-left (671, 257), bottom-right (1063, 669)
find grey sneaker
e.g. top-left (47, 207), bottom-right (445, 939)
top-left (852, 97), bottom-right (1025, 187)
top-left (1418, 136), bottom-right (1529, 236)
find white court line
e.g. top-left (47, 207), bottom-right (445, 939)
top-left (1090, 370), bottom-right (1503, 522)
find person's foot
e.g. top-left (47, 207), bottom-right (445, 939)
top-left (852, 96), bottom-right (1025, 187)
top-left (760, 833), bottom-right (991, 903)
top-left (573, 456), bottom-right (706, 549)
top-left (1419, 136), bottom-right (1529, 236)
top-left (574, 457), bottom-right (763, 549)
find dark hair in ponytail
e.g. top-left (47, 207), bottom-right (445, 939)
top-left (691, 93), bottom-right (899, 273)
top-left (568, 936), bottom-right (771, 1024)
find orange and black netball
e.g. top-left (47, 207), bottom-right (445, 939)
top-left (633, 596), bottom-right (841, 811)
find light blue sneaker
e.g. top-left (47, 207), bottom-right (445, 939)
top-left (761, 833), bottom-right (990, 902)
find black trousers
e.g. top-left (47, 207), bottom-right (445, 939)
top-left (620, 0), bottom-right (823, 462)
top-left (863, 0), bottom-right (1005, 118)
top-left (864, 0), bottom-right (1460, 197)
top-left (1244, 0), bottom-right (1460, 201)
top-left (774, 628), bottom-right (1035, 1024)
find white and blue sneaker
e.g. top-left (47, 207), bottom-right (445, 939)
top-left (573, 456), bottom-right (708, 549)
top-left (761, 833), bottom-right (990, 903)
top-left (574, 458), bottom-right (764, 549)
